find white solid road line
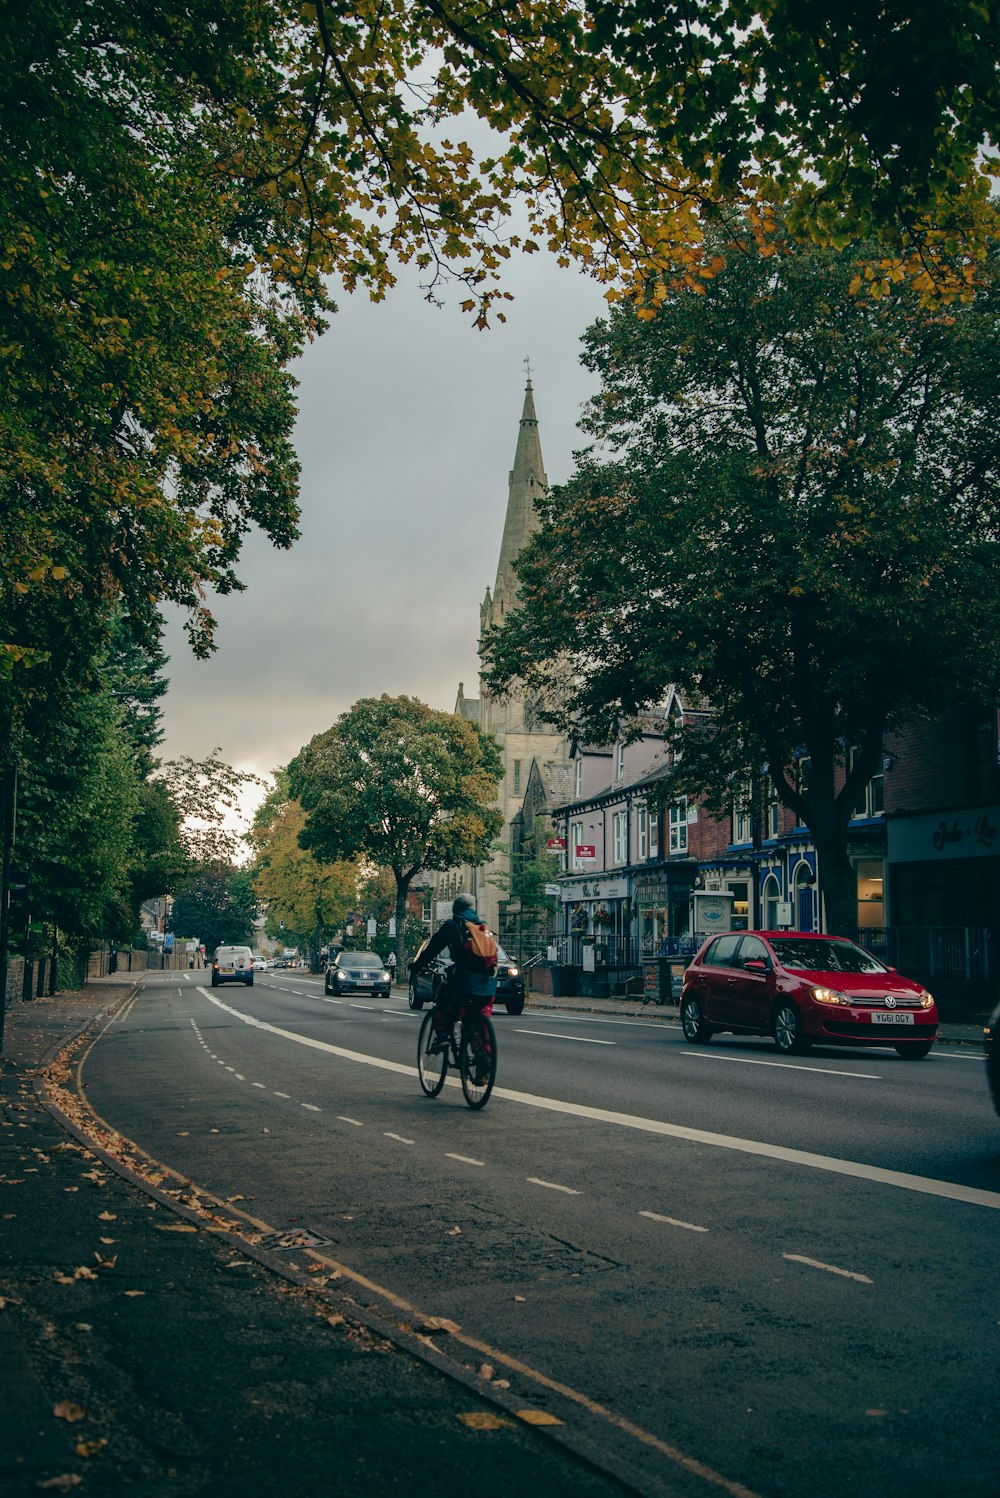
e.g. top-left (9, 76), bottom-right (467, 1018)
top-left (199, 989), bottom-right (1000, 1213)
top-left (639, 1210), bottom-right (708, 1233)
top-left (783, 1253), bottom-right (873, 1285)
top-left (679, 1051), bottom-right (881, 1080)
top-left (514, 1029), bottom-right (616, 1045)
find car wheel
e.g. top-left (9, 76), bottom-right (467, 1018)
top-left (895, 1041), bottom-right (934, 1059)
top-left (680, 994), bottom-right (714, 1043)
top-left (246, 975), bottom-right (253, 986)
top-left (210, 975), bottom-right (218, 987)
top-left (324, 974), bottom-right (332, 993)
top-left (504, 994), bottom-right (525, 1016)
top-left (408, 981), bottom-right (424, 1011)
top-left (773, 1002), bottom-right (811, 1054)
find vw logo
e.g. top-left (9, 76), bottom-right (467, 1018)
top-left (884, 996), bottom-right (897, 1008)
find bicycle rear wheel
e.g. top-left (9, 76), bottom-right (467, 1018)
top-left (417, 1012), bottom-right (448, 1097)
top-left (459, 1013), bottom-right (496, 1109)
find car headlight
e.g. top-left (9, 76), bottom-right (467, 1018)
top-left (507, 966), bottom-right (519, 978)
top-left (811, 986), bottom-right (852, 1006)
top-left (919, 990), bottom-right (934, 1009)
top-left (380, 972), bottom-right (390, 983)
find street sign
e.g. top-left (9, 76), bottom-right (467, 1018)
top-left (163, 933), bottom-right (175, 951)
top-left (544, 883), bottom-right (561, 896)
top-left (366, 918), bottom-right (377, 938)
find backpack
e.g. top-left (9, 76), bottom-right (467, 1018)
top-left (461, 919), bottom-right (498, 976)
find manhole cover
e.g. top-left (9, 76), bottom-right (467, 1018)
top-left (258, 1228), bottom-right (333, 1251)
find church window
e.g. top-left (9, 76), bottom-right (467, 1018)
top-left (513, 760), bottom-right (522, 794)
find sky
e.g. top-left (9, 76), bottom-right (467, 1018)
top-left (158, 250), bottom-right (610, 817)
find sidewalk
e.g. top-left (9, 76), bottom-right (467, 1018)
top-left (0, 979), bottom-right (630, 1498)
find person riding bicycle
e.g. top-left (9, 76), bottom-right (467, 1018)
top-left (410, 893), bottom-right (497, 1072)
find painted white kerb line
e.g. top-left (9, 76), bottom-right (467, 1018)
top-left (199, 989), bottom-right (1000, 1212)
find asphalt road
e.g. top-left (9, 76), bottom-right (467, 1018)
top-left (77, 970), bottom-right (1000, 1498)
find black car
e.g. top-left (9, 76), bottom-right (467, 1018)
top-left (325, 950), bottom-right (391, 998)
top-left (407, 938), bottom-right (525, 1015)
top-left (986, 999), bottom-right (1000, 1117)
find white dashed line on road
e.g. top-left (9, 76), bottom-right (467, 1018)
top-left (301, 1103), bottom-right (321, 1112)
top-left (384, 1131), bottom-right (414, 1145)
top-left (783, 1253), bottom-right (873, 1284)
top-left (446, 1153), bottom-right (485, 1167)
top-left (234, 1073), bottom-right (246, 1080)
top-left (527, 1177), bottom-right (581, 1196)
top-left (252, 1082), bottom-right (266, 1088)
top-left (273, 1091), bottom-right (290, 1099)
top-left (515, 1029), bottom-right (615, 1045)
top-left (639, 1210), bottom-right (708, 1233)
top-left (679, 1051), bottom-right (881, 1079)
top-left (338, 1116), bottom-right (363, 1126)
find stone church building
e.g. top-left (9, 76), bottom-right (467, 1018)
top-left (434, 379), bottom-right (569, 935)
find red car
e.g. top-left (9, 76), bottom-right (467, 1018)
top-left (680, 930), bottom-right (939, 1059)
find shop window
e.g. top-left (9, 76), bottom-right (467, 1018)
top-left (728, 881), bottom-right (749, 930)
top-left (856, 858), bottom-right (885, 930)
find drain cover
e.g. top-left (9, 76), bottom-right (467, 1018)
top-left (258, 1227), bottom-right (333, 1251)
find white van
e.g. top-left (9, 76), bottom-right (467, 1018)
top-left (211, 945), bottom-right (254, 986)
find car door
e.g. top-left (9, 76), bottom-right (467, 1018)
top-left (727, 935), bottom-right (775, 1031)
top-left (694, 933), bottom-right (744, 1022)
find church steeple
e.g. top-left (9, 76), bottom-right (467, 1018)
top-left (492, 376), bottom-right (548, 615)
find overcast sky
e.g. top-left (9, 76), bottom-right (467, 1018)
top-left (158, 251), bottom-right (609, 813)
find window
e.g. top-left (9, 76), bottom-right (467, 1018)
top-left (637, 806), bottom-right (648, 860)
top-left (649, 813), bottom-right (659, 857)
top-left (571, 820), bottom-right (584, 869)
top-left (669, 800), bottom-right (688, 853)
top-left (612, 810), bottom-right (627, 864)
top-left (766, 784), bottom-right (780, 839)
top-left (732, 778), bottom-right (753, 845)
top-left (703, 933), bottom-right (741, 967)
top-left (615, 743), bottom-right (626, 783)
top-left (513, 759), bottom-right (521, 794)
top-left (574, 757), bottom-right (583, 798)
top-left (849, 747), bottom-right (884, 818)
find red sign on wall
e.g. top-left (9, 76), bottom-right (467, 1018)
top-left (575, 844), bottom-right (596, 861)
top-left (546, 837), bottom-right (566, 850)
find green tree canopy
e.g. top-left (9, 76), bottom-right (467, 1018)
top-left (171, 863), bottom-right (257, 955)
top-left (485, 213), bottom-right (1000, 933)
top-left (288, 695), bottom-right (503, 965)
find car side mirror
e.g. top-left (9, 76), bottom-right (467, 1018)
top-left (743, 958), bottom-right (770, 973)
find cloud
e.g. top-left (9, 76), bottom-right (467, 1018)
top-left (158, 251), bottom-right (608, 801)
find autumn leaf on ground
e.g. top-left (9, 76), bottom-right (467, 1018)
top-left (36, 1476), bottom-right (83, 1491)
top-left (75, 1438), bottom-right (108, 1458)
top-left (93, 1252), bottom-right (118, 1269)
top-left (97, 1211), bottom-right (116, 1221)
top-left (122, 1290), bottom-right (145, 1297)
top-left (53, 1400), bottom-right (86, 1422)
top-left (155, 1222), bottom-right (196, 1233)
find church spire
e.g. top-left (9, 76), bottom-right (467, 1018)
top-left (492, 373), bottom-right (548, 614)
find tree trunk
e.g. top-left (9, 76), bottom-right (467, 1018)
top-left (813, 830), bottom-right (857, 939)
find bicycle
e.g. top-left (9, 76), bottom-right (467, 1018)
top-left (417, 1004), bottom-right (497, 1109)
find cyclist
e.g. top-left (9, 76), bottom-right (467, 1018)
top-left (409, 893), bottom-right (497, 1075)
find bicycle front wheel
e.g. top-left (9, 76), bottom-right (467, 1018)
top-left (417, 1011), bottom-right (448, 1097)
top-left (459, 1014), bottom-right (496, 1110)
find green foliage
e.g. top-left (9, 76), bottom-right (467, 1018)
top-left (289, 695), bottom-right (504, 879)
top-left (171, 863), bottom-right (257, 954)
top-left (289, 695), bottom-right (503, 963)
top-left (485, 215), bottom-right (1000, 929)
top-left (248, 772), bottom-right (358, 952)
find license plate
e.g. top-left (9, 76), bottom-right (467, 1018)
top-left (871, 1011), bottom-right (914, 1025)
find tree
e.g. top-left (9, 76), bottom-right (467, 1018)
top-left (5, 4), bottom-right (999, 682)
top-left (171, 864), bottom-right (257, 956)
top-left (249, 773), bottom-right (358, 966)
top-left (484, 214), bottom-right (1000, 935)
top-left (288, 696), bottom-right (504, 970)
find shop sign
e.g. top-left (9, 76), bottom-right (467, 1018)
top-left (546, 837), bottom-right (566, 850)
top-left (575, 844), bottom-right (596, 861)
top-left (888, 806), bottom-right (1000, 864)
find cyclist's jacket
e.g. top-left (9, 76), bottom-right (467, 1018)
top-left (413, 910), bottom-right (498, 1001)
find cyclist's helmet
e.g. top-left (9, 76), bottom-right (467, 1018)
top-left (452, 892), bottom-right (475, 916)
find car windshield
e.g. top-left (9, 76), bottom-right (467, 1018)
top-left (342, 952), bottom-right (382, 968)
top-left (768, 938), bottom-right (886, 974)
